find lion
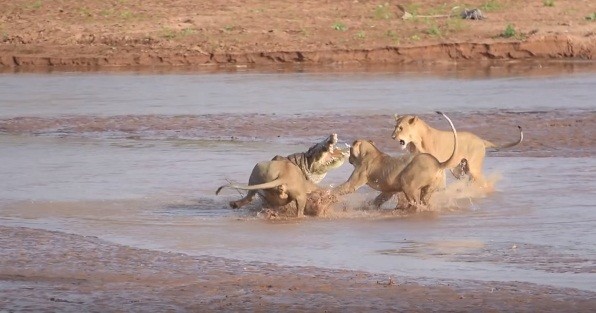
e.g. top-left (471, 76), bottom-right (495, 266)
top-left (397, 111), bottom-right (461, 207)
top-left (332, 140), bottom-right (415, 210)
top-left (216, 134), bottom-right (349, 217)
top-left (334, 112), bottom-right (460, 210)
top-left (392, 113), bottom-right (523, 185)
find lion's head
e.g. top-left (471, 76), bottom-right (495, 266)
top-left (391, 114), bottom-right (422, 152)
top-left (348, 139), bottom-right (378, 166)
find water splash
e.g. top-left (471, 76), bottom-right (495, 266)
top-left (428, 172), bottom-right (502, 211)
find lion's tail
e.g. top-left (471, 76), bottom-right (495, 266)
top-left (216, 178), bottom-right (284, 195)
top-left (437, 111), bottom-right (460, 170)
top-left (483, 126), bottom-right (524, 151)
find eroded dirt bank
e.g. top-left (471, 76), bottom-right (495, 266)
top-left (1, 0), bottom-right (595, 69)
top-left (1, 34), bottom-right (594, 68)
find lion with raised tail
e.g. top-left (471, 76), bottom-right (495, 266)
top-left (397, 111), bottom-right (461, 207)
top-left (335, 112), bottom-right (459, 210)
top-left (392, 113), bottom-right (523, 185)
top-left (331, 140), bottom-right (414, 210)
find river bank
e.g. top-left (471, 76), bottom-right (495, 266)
top-left (1, 0), bottom-right (594, 69)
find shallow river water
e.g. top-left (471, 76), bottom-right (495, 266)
top-left (1, 62), bottom-right (595, 292)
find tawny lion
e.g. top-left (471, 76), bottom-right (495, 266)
top-left (332, 140), bottom-right (415, 210)
top-left (216, 134), bottom-right (348, 217)
top-left (392, 113), bottom-right (522, 185)
top-left (335, 112), bottom-right (460, 209)
top-left (397, 111), bottom-right (461, 207)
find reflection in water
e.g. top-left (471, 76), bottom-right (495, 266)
top-left (2, 59), bottom-right (595, 78)
top-left (0, 68), bottom-right (595, 292)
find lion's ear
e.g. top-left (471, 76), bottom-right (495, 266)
top-left (408, 116), bottom-right (418, 124)
top-left (394, 113), bottom-right (400, 121)
top-left (352, 141), bottom-right (361, 157)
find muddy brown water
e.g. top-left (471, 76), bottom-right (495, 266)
top-left (1, 62), bottom-right (595, 297)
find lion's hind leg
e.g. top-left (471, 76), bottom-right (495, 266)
top-left (467, 156), bottom-right (490, 188)
top-left (393, 192), bottom-right (411, 210)
top-left (294, 195), bottom-right (307, 217)
top-left (420, 172), bottom-right (446, 207)
top-left (230, 190), bottom-right (257, 209)
top-left (420, 185), bottom-right (433, 207)
top-left (401, 183), bottom-right (421, 211)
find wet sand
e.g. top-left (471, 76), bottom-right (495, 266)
top-left (1, 110), bottom-right (594, 157)
top-left (1, 225), bottom-right (595, 312)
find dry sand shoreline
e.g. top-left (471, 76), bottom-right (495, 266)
top-left (1, 225), bottom-right (595, 312)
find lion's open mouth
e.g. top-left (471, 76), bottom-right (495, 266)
top-left (398, 139), bottom-right (410, 151)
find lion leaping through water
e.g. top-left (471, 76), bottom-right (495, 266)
top-left (334, 112), bottom-right (459, 210)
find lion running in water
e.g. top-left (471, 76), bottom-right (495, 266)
top-left (332, 140), bottom-right (414, 210)
top-left (334, 112), bottom-right (460, 209)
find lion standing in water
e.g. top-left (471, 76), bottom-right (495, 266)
top-left (216, 134), bottom-right (349, 217)
top-left (392, 113), bottom-right (522, 186)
